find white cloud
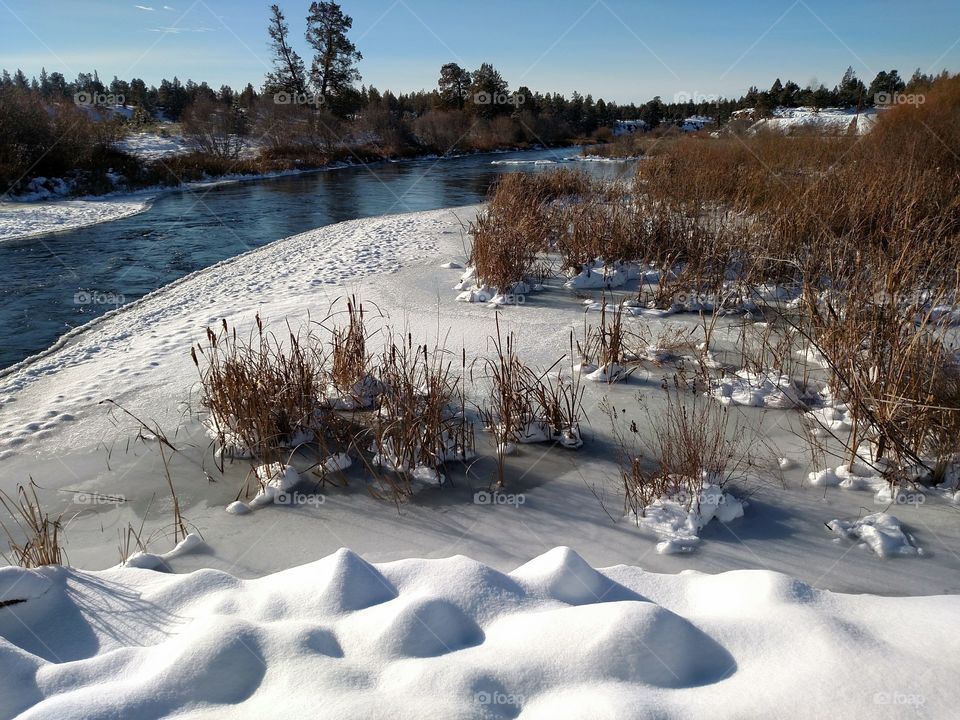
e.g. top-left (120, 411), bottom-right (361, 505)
top-left (135, 5), bottom-right (155, 10)
top-left (163, 5), bottom-right (176, 9)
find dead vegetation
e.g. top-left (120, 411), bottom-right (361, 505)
top-left (189, 298), bottom-right (589, 504)
top-left (191, 315), bottom-right (322, 467)
top-left (611, 386), bottom-right (744, 519)
top-left (0, 481), bottom-right (65, 568)
top-left (465, 73), bottom-right (960, 489)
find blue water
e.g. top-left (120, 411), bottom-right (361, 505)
top-left (0, 148), bottom-right (635, 369)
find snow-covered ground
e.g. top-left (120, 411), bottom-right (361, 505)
top-left (0, 196), bottom-right (155, 243)
top-left (113, 131), bottom-right (195, 162)
top-left (749, 106), bottom-right (882, 135)
top-left (1, 206), bottom-right (959, 717)
top-left (2, 547), bottom-right (956, 719)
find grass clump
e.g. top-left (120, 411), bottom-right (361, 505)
top-left (0, 481), bottom-right (65, 568)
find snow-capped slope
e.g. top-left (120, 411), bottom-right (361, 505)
top-left (748, 107), bottom-right (881, 135)
top-left (0, 547), bottom-right (954, 720)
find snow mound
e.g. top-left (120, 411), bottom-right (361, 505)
top-left (2, 547), bottom-right (959, 718)
top-left (827, 513), bottom-right (921, 558)
top-left (123, 532), bottom-right (205, 570)
top-left (512, 546), bottom-right (640, 605)
top-left (633, 484), bottom-right (745, 554)
top-left (0, 566), bottom-right (53, 604)
top-left (711, 369), bottom-right (808, 408)
top-left (564, 261), bottom-right (639, 290)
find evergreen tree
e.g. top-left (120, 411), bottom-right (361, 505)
top-left (129, 78), bottom-right (149, 109)
top-left (306, 1), bottom-right (362, 113)
top-left (438, 63), bottom-right (471, 110)
top-left (836, 66), bottom-right (866, 108)
top-left (48, 72), bottom-right (68, 98)
top-left (867, 69), bottom-right (905, 103)
top-left (469, 63), bottom-right (508, 118)
top-left (264, 4), bottom-right (308, 96)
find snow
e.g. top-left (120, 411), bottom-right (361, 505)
top-left (2, 204), bottom-right (960, 715)
top-left (827, 513), bottom-right (921, 558)
top-left (749, 106), bottom-right (882, 135)
top-left (711, 369), bottom-right (810, 409)
top-left (113, 131), bottom-right (194, 161)
top-left (123, 532), bottom-right (205, 570)
top-left (0, 566), bottom-right (51, 604)
top-left (633, 484), bottom-right (746, 555)
top-left (1, 546), bottom-right (958, 718)
top-left (564, 260), bottom-right (639, 290)
top-left (0, 196), bottom-right (154, 243)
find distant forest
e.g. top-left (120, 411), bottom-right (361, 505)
top-left (0, 0), bottom-right (950, 196)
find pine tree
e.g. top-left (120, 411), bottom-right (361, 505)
top-left (836, 66), bottom-right (866, 108)
top-left (306, 1), bottom-right (362, 113)
top-left (264, 4), bottom-right (308, 97)
top-left (438, 63), bottom-right (471, 110)
top-left (38, 67), bottom-right (50, 97)
top-left (469, 63), bottom-right (508, 118)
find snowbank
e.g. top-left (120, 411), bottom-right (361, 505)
top-left (0, 546), bottom-right (955, 719)
top-left (0, 196), bottom-right (154, 243)
top-left (749, 106), bottom-right (882, 135)
top-left (113, 131), bottom-right (195, 161)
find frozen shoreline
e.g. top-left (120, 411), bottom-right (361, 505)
top-left (1, 205), bottom-right (959, 716)
top-left (0, 206), bottom-right (958, 595)
top-left (0, 166), bottom-right (333, 244)
top-left (0, 195), bottom-right (156, 243)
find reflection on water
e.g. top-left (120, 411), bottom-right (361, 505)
top-left (0, 148), bottom-right (636, 368)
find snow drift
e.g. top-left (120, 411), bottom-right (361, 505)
top-left (0, 547), bottom-right (956, 719)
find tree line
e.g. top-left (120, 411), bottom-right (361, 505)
top-left (0, 0), bottom-right (950, 196)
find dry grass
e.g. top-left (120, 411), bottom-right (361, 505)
top-left (370, 333), bottom-right (474, 499)
top-left (467, 73), bottom-right (960, 485)
top-left (577, 300), bottom-right (635, 379)
top-left (475, 320), bottom-right (589, 487)
top-left (189, 302), bottom-right (586, 503)
top-left (612, 388), bottom-right (743, 519)
top-left (192, 315), bottom-right (323, 466)
top-left (326, 296), bottom-right (375, 404)
top-left (0, 481), bottom-right (65, 568)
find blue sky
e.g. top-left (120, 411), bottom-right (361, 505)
top-left (1, 0), bottom-right (958, 104)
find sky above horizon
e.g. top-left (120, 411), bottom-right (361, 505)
top-left (1, 0), bottom-right (958, 104)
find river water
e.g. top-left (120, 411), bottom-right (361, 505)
top-left (0, 148), bottom-right (635, 368)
